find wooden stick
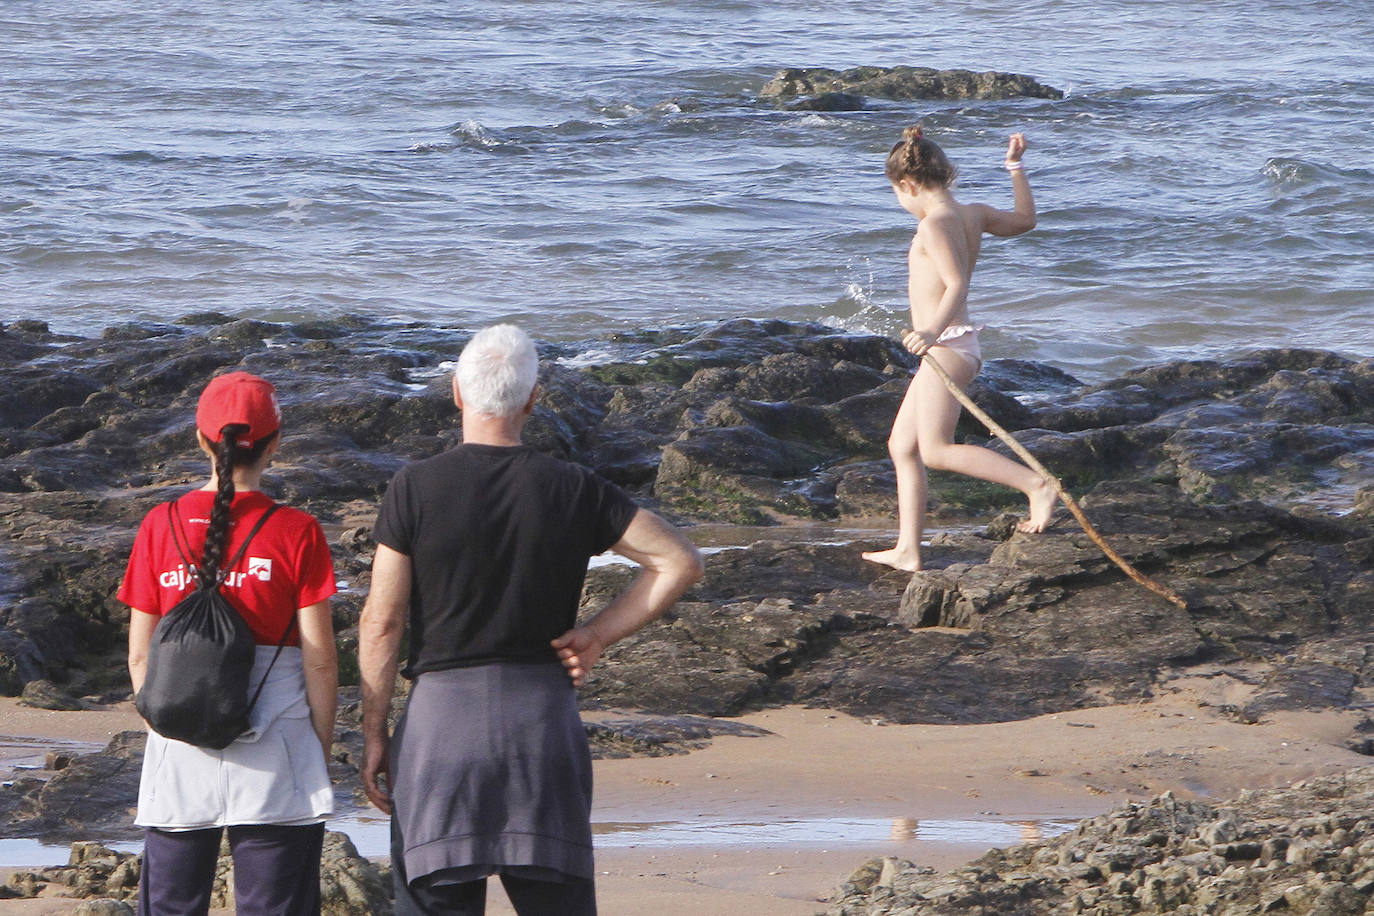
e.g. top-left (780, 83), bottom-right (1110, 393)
top-left (916, 346), bottom-right (1188, 610)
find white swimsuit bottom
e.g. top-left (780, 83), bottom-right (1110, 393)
top-left (930, 324), bottom-right (983, 374)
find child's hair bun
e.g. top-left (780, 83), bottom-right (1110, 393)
top-left (885, 123), bottom-right (955, 188)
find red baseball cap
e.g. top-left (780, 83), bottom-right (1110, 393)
top-left (196, 372), bottom-right (281, 449)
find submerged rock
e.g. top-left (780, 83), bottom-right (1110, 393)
top-left (760, 65), bottom-right (1065, 106)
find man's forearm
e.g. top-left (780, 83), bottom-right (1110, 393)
top-left (359, 544), bottom-right (414, 740)
top-left (586, 553), bottom-right (703, 649)
top-left (359, 608), bottom-right (404, 739)
top-left (555, 509), bottom-right (704, 686)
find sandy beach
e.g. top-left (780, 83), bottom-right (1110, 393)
top-left (2, 668), bottom-right (1368, 914)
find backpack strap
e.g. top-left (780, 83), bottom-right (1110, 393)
top-left (226, 501), bottom-right (299, 716)
top-left (166, 499), bottom-right (281, 588)
top-left (221, 503), bottom-right (282, 583)
top-left (166, 500), bottom-right (195, 572)
top-left (245, 612), bottom-right (300, 716)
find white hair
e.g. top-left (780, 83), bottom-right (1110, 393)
top-left (455, 324), bottom-right (539, 417)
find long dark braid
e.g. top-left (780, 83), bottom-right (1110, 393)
top-left (197, 425), bottom-right (247, 589)
top-left (197, 423), bottom-right (275, 589)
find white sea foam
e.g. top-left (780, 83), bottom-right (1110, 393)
top-left (404, 360), bottom-right (456, 384)
top-left (554, 348), bottom-right (620, 368)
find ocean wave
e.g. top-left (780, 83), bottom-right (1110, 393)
top-left (1259, 156), bottom-right (1362, 189)
top-left (446, 119), bottom-right (531, 154)
top-left (413, 115), bottom-right (670, 155)
top-left (589, 98), bottom-right (700, 120)
top-left (407, 141), bottom-right (456, 154)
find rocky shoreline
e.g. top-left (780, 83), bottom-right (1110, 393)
top-left (1, 315), bottom-right (1372, 911)
top-left (826, 766), bottom-right (1374, 915)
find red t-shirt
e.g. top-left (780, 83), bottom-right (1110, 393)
top-left (118, 490), bottom-right (337, 646)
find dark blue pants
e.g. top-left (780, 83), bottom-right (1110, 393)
top-left (138, 822), bottom-right (324, 916)
top-left (392, 817), bottom-right (595, 916)
top-left (399, 870), bottom-right (597, 916)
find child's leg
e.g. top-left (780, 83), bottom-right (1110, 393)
top-left (862, 372), bottom-right (928, 571)
top-left (914, 349), bottom-right (1058, 533)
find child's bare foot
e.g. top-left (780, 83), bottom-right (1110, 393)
top-left (1016, 477), bottom-right (1060, 533)
top-left (862, 547), bottom-right (922, 572)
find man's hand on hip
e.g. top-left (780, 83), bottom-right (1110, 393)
top-left (552, 626), bottom-right (605, 688)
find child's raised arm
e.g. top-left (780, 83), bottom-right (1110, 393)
top-left (977, 133), bottom-right (1037, 237)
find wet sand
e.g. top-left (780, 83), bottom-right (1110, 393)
top-left (1, 673), bottom-right (1369, 914)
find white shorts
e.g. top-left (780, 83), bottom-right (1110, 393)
top-left (135, 647), bottom-right (333, 829)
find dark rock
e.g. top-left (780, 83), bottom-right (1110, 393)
top-left (1238, 662), bottom-right (1358, 722)
top-left (981, 358), bottom-right (1082, 395)
top-left (0, 731), bottom-right (145, 841)
top-left (787, 91), bottom-right (867, 111)
top-left (959, 376), bottom-right (1034, 433)
top-left (205, 318), bottom-right (281, 347)
top-left (175, 311), bottom-right (236, 326)
top-left (2, 315), bottom-right (1373, 847)
top-left (0, 368), bottom-right (101, 429)
top-left (760, 66), bottom-right (1064, 103)
top-left (0, 597), bottom-right (93, 694)
top-left (833, 461), bottom-right (899, 518)
top-left (1030, 383), bottom-right (1172, 431)
top-left (0, 626), bottom-right (48, 695)
top-left (100, 322), bottom-right (181, 341)
top-left (45, 751), bottom-right (75, 771)
top-left (654, 426), bottom-right (834, 521)
top-left (683, 351), bottom-right (891, 403)
top-left (19, 678), bottom-right (84, 711)
top-left (585, 713), bottom-right (771, 758)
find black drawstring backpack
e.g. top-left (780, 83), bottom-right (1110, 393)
top-left (135, 500), bottom-right (298, 750)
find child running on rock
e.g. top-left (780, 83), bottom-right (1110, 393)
top-left (863, 125), bottom-right (1058, 572)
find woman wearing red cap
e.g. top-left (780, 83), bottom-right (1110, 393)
top-left (119, 371), bottom-right (338, 916)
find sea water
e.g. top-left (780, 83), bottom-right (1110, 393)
top-left (3, 0), bottom-right (1372, 380)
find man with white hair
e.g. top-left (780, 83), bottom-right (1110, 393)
top-left (359, 324), bottom-right (703, 915)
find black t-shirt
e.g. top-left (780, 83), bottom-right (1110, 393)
top-left (373, 444), bottom-right (639, 677)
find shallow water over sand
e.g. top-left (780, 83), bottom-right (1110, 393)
top-left (327, 812), bottom-right (1078, 858)
top-left (0, 807), bottom-right (1075, 869)
top-left (0, 736), bottom-right (103, 777)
